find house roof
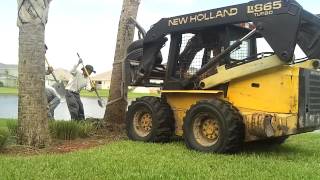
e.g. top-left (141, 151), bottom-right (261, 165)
top-left (52, 68), bottom-right (72, 81)
top-left (0, 63), bottom-right (110, 82)
top-left (91, 71), bottom-right (112, 81)
top-left (0, 74), bottom-right (17, 80)
top-left (0, 63), bottom-right (18, 69)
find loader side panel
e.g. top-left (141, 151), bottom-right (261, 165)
top-left (227, 66), bottom-right (300, 114)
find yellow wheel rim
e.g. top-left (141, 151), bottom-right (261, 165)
top-left (133, 110), bottom-right (152, 137)
top-left (193, 114), bottom-right (220, 147)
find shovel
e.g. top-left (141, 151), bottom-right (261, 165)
top-left (77, 53), bottom-right (105, 108)
top-left (45, 58), bottom-right (66, 97)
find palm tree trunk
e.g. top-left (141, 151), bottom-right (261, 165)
top-left (104, 0), bottom-right (141, 125)
top-left (17, 0), bottom-right (51, 148)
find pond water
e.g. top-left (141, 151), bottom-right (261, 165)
top-left (0, 95), bottom-right (115, 120)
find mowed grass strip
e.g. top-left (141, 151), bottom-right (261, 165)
top-left (0, 87), bottom-right (17, 95)
top-left (80, 89), bottom-right (158, 98)
top-left (0, 87), bottom-right (158, 98)
top-left (0, 121), bottom-right (7, 128)
top-left (0, 119), bottom-right (12, 129)
top-left (1, 133), bottom-right (320, 179)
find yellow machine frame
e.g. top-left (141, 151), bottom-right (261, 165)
top-left (162, 59), bottom-right (319, 142)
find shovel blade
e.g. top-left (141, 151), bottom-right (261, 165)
top-left (98, 99), bottom-right (105, 108)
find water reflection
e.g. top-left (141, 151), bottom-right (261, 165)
top-left (0, 95), bottom-right (113, 120)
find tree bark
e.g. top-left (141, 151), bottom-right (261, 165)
top-left (17, 0), bottom-right (51, 148)
top-left (104, 0), bottom-right (141, 125)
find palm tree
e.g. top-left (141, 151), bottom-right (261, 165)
top-left (17, 0), bottom-right (52, 147)
top-left (104, 0), bottom-right (141, 125)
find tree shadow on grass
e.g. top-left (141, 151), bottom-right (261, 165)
top-left (241, 141), bottom-right (318, 159)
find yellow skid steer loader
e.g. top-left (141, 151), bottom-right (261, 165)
top-left (125, 0), bottom-right (320, 153)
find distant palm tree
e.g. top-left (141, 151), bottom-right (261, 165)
top-left (17, 0), bottom-right (52, 147)
top-left (104, 0), bottom-right (141, 125)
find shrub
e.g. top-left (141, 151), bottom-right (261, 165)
top-left (78, 122), bottom-right (94, 138)
top-left (49, 121), bottom-right (79, 140)
top-left (0, 128), bottom-right (9, 149)
top-left (4, 120), bottom-right (94, 141)
top-left (49, 121), bottom-right (94, 140)
top-left (6, 121), bottom-right (18, 137)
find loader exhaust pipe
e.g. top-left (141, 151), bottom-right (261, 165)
top-left (129, 17), bottom-right (147, 39)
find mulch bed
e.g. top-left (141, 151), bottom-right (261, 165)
top-left (0, 124), bottom-right (127, 156)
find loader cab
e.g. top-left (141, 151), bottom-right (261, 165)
top-left (163, 24), bottom-right (263, 90)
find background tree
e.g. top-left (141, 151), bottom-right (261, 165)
top-left (17, 0), bottom-right (52, 147)
top-left (104, 0), bottom-right (141, 125)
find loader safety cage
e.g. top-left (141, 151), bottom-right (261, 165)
top-left (132, 0), bottom-right (320, 89)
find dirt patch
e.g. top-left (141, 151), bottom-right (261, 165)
top-left (0, 127), bottom-right (127, 156)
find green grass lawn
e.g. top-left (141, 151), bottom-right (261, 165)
top-left (0, 87), bottom-right (158, 99)
top-left (0, 87), bottom-right (17, 95)
top-left (80, 89), bottom-right (158, 99)
top-left (80, 89), bottom-right (109, 97)
top-left (0, 117), bottom-right (320, 180)
top-left (0, 121), bottom-right (7, 128)
top-left (0, 119), bottom-right (12, 128)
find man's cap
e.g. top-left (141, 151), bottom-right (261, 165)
top-left (82, 65), bottom-right (96, 73)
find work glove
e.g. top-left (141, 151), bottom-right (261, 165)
top-left (46, 66), bottom-right (54, 75)
top-left (48, 66), bottom-right (53, 73)
top-left (90, 86), bottom-right (96, 92)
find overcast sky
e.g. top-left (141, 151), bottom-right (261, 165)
top-left (0, 0), bottom-right (319, 73)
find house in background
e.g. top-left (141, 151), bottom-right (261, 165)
top-left (131, 86), bottom-right (160, 94)
top-left (45, 68), bottom-right (72, 86)
top-left (0, 62), bottom-right (160, 94)
top-left (47, 69), bottom-right (114, 90)
top-left (45, 69), bottom-right (114, 90)
top-left (91, 71), bottom-right (112, 90)
top-left (0, 63), bottom-right (18, 87)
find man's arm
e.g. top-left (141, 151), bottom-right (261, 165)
top-left (46, 66), bottom-right (53, 75)
top-left (77, 78), bottom-right (94, 92)
top-left (48, 96), bottom-right (60, 108)
top-left (70, 64), bottom-right (80, 76)
top-left (70, 58), bottom-right (83, 76)
top-left (47, 87), bottom-right (61, 109)
top-left (84, 79), bottom-right (95, 92)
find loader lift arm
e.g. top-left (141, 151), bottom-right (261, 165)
top-left (133, 0), bottom-right (320, 86)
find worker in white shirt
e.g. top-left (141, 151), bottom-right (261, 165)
top-left (65, 58), bottom-right (96, 120)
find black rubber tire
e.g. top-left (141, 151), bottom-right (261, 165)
top-left (126, 48), bottom-right (163, 65)
top-left (127, 39), bottom-right (144, 53)
top-left (126, 39), bottom-right (163, 64)
top-left (126, 48), bottom-right (143, 61)
top-left (126, 96), bottom-right (174, 142)
top-left (183, 99), bottom-right (245, 153)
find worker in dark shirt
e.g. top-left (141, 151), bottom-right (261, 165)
top-left (45, 86), bottom-right (61, 119)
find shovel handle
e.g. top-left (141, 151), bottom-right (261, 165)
top-left (77, 53), bottom-right (102, 99)
top-left (45, 57), bottom-right (59, 83)
top-left (77, 53), bottom-right (94, 87)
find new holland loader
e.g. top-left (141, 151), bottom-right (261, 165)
top-left (124, 0), bottom-right (320, 153)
